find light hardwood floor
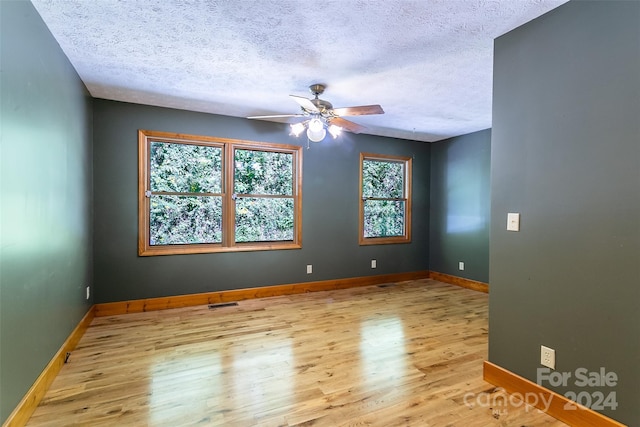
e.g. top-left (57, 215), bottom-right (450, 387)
top-left (26, 279), bottom-right (567, 426)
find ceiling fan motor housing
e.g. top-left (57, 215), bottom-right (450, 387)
top-left (310, 98), bottom-right (333, 114)
top-left (308, 84), bottom-right (332, 114)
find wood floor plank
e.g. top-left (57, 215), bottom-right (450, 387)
top-left (25, 279), bottom-right (567, 426)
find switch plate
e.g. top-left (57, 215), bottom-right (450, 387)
top-left (459, 262), bottom-right (464, 271)
top-left (371, 259), bottom-right (377, 269)
top-left (541, 345), bottom-right (556, 369)
top-left (306, 264), bottom-right (312, 274)
top-left (507, 213), bottom-right (520, 231)
top-left (86, 286), bottom-right (90, 300)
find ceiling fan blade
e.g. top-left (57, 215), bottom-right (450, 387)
top-left (330, 117), bottom-right (367, 134)
top-left (247, 114), bottom-right (303, 119)
top-left (332, 105), bottom-right (384, 116)
top-left (290, 95), bottom-right (319, 113)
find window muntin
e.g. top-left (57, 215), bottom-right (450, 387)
top-left (359, 153), bottom-right (412, 245)
top-left (139, 130), bottom-right (302, 256)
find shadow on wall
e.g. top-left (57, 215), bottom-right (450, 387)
top-left (429, 129), bottom-right (491, 282)
top-left (445, 143), bottom-right (487, 234)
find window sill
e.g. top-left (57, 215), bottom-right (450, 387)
top-left (138, 242), bottom-right (302, 256)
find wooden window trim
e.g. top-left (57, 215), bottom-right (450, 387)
top-left (138, 130), bottom-right (302, 256)
top-left (359, 152), bottom-right (412, 245)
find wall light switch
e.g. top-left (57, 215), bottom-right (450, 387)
top-left (371, 259), bottom-right (377, 269)
top-left (507, 213), bottom-right (520, 231)
top-left (306, 264), bottom-right (312, 274)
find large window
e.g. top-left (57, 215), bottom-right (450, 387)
top-left (138, 130), bottom-right (302, 256)
top-left (359, 153), bottom-right (412, 245)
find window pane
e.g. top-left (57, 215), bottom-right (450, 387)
top-left (150, 142), bottom-right (222, 193)
top-left (363, 200), bottom-right (405, 238)
top-left (235, 197), bottom-right (294, 242)
top-left (150, 195), bottom-right (222, 245)
top-left (362, 160), bottom-right (404, 198)
top-left (234, 150), bottom-right (293, 195)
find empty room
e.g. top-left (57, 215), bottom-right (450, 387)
top-left (1, 1), bottom-right (638, 426)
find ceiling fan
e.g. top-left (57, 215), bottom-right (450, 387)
top-left (248, 84), bottom-right (384, 142)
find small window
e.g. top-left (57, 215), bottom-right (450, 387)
top-left (359, 153), bottom-right (412, 245)
top-left (139, 130), bottom-right (302, 256)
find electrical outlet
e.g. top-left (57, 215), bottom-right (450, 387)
top-left (306, 264), bottom-right (312, 274)
top-left (541, 345), bottom-right (556, 369)
top-left (86, 286), bottom-right (90, 300)
top-left (459, 262), bottom-right (465, 270)
top-left (371, 259), bottom-right (377, 269)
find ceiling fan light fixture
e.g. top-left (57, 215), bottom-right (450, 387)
top-left (328, 124), bottom-right (342, 139)
top-left (307, 126), bottom-right (326, 143)
top-left (308, 118), bottom-right (324, 133)
top-left (290, 122), bottom-right (305, 137)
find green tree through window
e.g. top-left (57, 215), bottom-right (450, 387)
top-left (138, 130), bottom-right (302, 256)
top-left (149, 142), bottom-right (223, 245)
top-left (233, 149), bottom-right (294, 243)
top-left (359, 153), bottom-right (412, 245)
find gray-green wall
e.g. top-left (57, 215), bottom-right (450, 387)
top-left (429, 129), bottom-right (490, 283)
top-left (490, 1), bottom-right (640, 425)
top-left (0, 0), bottom-right (93, 423)
top-left (93, 100), bottom-right (430, 303)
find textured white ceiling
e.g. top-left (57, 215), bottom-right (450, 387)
top-left (31, 0), bottom-right (567, 142)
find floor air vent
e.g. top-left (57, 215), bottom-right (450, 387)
top-left (208, 302), bottom-right (239, 309)
top-left (377, 283), bottom-right (396, 288)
